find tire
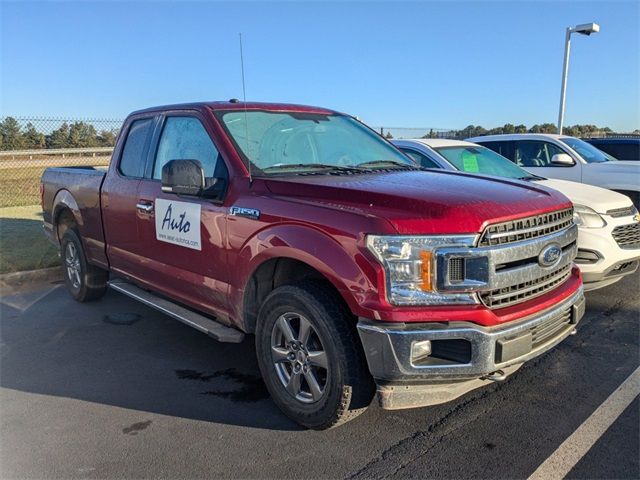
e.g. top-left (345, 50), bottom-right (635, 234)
top-left (60, 229), bottom-right (108, 302)
top-left (255, 281), bottom-right (375, 429)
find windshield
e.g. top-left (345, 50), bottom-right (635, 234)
top-left (216, 111), bottom-right (414, 174)
top-left (560, 137), bottom-right (614, 163)
top-left (434, 145), bottom-right (534, 180)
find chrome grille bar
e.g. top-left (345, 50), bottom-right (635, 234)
top-left (480, 264), bottom-right (572, 309)
top-left (479, 208), bottom-right (574, 247)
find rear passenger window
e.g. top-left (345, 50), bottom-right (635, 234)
top-left (515, 141), bottom-right (565, 167)
top-left (153, 117), bottom-right (225, 180)
top-left (119, 118), bottom-right (153, 177)
top-left (481, 141), bottom-right (512, 159)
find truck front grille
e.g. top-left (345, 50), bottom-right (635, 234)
top-left (479, 208), bottom-right (574, 247)
top-left (612, 223), bottom-right (640, 249)
top-left (480, 264), bottom-right (572, 309)
top-left (529, 306), bottom-right (572, 348)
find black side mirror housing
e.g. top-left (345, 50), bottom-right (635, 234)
top-left (162, 159), bottom-right (205, 196)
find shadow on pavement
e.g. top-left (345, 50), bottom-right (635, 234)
top-left (0, 285), bottom-right (302, 431)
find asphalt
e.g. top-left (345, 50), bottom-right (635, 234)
top-left (0, 272), bottom-right (638, 479)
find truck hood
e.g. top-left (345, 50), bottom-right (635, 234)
top-left (534, 178), bottom-right (633, 214)
top-left (264, 170), bottom-right (571, 234)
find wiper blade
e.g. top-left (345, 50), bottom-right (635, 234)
top-left (355, 159), bottom-right (421, 169)
top-left (262, 163), bottom-right (363, 172)
top-left (519, 175), bottom-right (544, 181)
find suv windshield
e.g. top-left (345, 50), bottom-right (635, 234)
top-left (216, 110), bottom-right (414, 174)
top-left (560, 137), bottom-right (614, 163)
top-left (434, 145), bottom-right (535, 180)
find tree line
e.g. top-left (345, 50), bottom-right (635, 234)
top-left (384, 123), bottom-right (623, 140)
top-left (445, 123), bottom-right (616, 140)
top-left (0, 117), bottom-right (119, 151)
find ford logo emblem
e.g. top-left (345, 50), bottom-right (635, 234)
top-left (539, 243), bottom-right (562, 268)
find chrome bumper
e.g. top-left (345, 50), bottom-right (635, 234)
top-left (357, 287), bottom-right (585, 383)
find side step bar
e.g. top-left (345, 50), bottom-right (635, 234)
top-left (108, 279), bottom-right (245, 343)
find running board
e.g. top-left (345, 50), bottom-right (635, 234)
top-left (108, 280), bottom-right (245, 343)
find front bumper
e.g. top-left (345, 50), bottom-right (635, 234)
top-left (357, 286), bottom-right (585, 409)
top-left (575, 216), bottom-right (640, 290)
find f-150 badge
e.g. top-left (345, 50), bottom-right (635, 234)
top-left (230, 206), bottom-right (261, 220)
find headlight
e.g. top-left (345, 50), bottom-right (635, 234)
top-left (366, 235), bottom-right (479, 306)
top-left (573, 204), bottom-right (606, 228)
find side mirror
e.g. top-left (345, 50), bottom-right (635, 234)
top-left (551, 153), bottom-right (575, 166)
top-left (162, 159), bottom-right (205, 196)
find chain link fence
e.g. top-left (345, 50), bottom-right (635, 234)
top-left (0, 117), bottom-right (122, 207)
top-left (0, 116), bottom-right (634, 208)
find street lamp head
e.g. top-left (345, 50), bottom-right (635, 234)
top-left (573, 22), bottom-right (600, 36)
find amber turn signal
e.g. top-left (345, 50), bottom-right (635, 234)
top-left (420, 250), bottom-right (433, 291)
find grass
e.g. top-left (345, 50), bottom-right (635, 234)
top-left (0, 157), bottom-right (110, 208)
top-left (0, 167), bottom-right (46, 208)
top-left (0, 205), bottom-right (60, 274)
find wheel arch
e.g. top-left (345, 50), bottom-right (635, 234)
top-left (52, 189), bottom-right (81, 244)
top-left (234, 222), bottom-right (382, 333)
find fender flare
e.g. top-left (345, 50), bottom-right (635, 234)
top-left (51, 189), bottom-right (82, 242)
top-left (232, 223), bottom-right (380, 326)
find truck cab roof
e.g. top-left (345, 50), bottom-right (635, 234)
top-left (130, 101), bottom-right (339, 116)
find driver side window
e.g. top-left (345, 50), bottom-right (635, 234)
top-left (515, 141), bottom-right (565, 167)
top-left (153, 117), bottom-right (226, 180)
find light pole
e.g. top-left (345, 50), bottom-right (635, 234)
top-left (557, 22), bottom-right (600, 134)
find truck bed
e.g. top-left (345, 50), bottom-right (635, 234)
top-left (41, 166), bottom-right (108, 267)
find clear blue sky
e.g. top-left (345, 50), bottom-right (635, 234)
top-left (1, 0), bottom-right (638, 131)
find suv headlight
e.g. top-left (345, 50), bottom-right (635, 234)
top-left (366, 235), bottom-right (479, 306)
top-left (573, 204), bottom-right (606, 228)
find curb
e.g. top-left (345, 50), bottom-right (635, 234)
top-left (0, 266), bottom-right (63, 290)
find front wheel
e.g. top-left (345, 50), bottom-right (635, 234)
top-left (255, 282), bottom-right (375, 429)
top-left (61, 229), bottom-right (108, 302)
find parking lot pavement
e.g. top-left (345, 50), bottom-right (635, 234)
top-left (1, 273), bottom-right (638, 479)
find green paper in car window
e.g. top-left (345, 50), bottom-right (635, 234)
top-left (461, 151), bottom-right (479, 172)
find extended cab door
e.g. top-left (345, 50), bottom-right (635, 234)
top-left (513, 140), bottom-right (582, 182)
top-left (101, 116), bottom-right (156, 276)
top-left (134, 113), bottom-right (231, 318)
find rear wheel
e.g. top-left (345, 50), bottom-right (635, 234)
top-left (255, 282), bottom-right (375, 429)
top-left (61, 229), bottom-right (108, 302)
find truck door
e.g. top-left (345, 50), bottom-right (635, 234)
top-left (134, 114), bottom-right (230, 318)
top-left (513, 140), bottom-right (582, 182)
top-left (101, 117), bottom-right (155, 276)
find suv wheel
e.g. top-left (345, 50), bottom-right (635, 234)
top-left (61, 229), bottom-right (108, 302)
top-left (255, 282), bottom-right (375, 429)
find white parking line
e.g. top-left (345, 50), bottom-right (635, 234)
top-left (529, 366), bottom-right (640, 480)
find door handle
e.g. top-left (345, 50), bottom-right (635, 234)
top-left (136, 201), bottom-right (154, 214)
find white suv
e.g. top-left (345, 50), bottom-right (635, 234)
top-left (393, 138), bottom-right (640, 291)
top-left (466, 133), bottom-right (640, 207)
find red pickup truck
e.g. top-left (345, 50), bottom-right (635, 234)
top-left (42, 101), bottom-right (585, 429)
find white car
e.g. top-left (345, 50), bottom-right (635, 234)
top-left (392, 138), bottom-right (640, 291)
top-left (465, 133), bottom-right (640, 207)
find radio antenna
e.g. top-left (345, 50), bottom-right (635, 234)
top-left (239, 33), bottom-right (252, 184)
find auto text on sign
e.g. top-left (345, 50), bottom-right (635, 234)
top-left (155, 198), bottom-right (202, 251)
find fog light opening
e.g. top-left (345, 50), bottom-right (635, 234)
top-left (411, 340), bottom-right (432, 364)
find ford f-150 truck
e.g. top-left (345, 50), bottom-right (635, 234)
top-left (42, 101), bottom-right (585, 429)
